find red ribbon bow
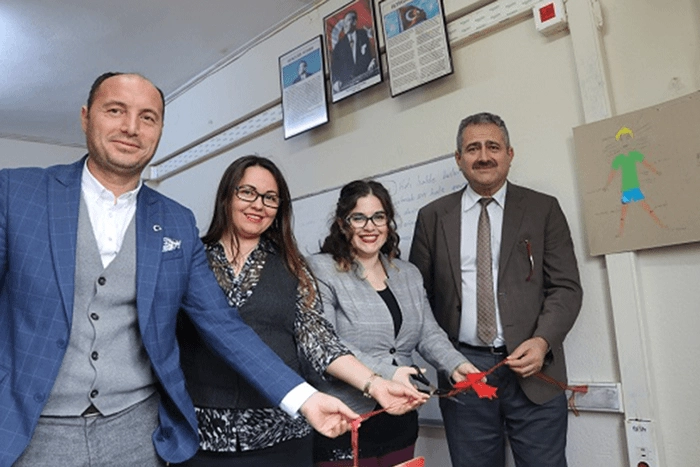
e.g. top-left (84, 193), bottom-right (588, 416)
top-left (451, 372), bottom-right (498, 399)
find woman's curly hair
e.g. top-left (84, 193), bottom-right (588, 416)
top-left (320, 179), bottom-right (400, 271)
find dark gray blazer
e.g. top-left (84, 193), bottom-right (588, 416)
top-left (409, 182), bottom-right (582, 404)
top-left (307, 253), bottom-right (467, 413)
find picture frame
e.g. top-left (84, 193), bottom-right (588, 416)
top-left (323, 0), bottom-right (383, 103)
top-left (279, 35), bottom-right (329, 139)
top-left (379, 0), bottom-right (453, 97)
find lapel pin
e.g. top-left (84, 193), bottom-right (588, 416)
top-left (153, 224), bottom-right (162, 232)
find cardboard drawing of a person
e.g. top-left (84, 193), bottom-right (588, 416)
top-left (605, 126), bottom-right (666, 236)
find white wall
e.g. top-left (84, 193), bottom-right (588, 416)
top-left (152, 0), bottom-right (700, 465)
top-left (0, 138), bottom-right (85, 169)
top-left (599, 1), bottom-right (700, 465)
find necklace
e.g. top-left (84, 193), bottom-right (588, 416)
top-left (359, 256), bottom-right (388, 290)
top-left (222, 240), bottom-right (258, 274)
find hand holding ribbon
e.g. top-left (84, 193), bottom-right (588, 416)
top-left (299, 392), bottom-right (358, 438)
top-left (368, 377), bottom-right (428, 415)
top-left (505, 336), bottom-right (549, 378)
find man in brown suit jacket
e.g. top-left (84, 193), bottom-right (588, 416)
top-left (409, 112), bottom-right (582, 467)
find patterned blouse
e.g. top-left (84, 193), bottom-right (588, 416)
top-left (195, 239), bottom-right (351, 452)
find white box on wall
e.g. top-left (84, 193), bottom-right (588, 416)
top-left (533, 0), bottom-right (568, 35)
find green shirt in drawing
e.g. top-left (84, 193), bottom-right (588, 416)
top-left (612, 151), bottom-right (644, 191)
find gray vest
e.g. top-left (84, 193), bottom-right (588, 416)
top-left (42, 196), bottom-right (156, 416)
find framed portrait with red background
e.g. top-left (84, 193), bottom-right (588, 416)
top-left (323, 0), bottom-right (383, 103)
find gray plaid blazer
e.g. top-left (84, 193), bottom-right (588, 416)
top-left (307, 253), bottom-right (466, 414)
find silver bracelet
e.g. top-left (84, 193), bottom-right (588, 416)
top-left (362, 373), bottom-right (381, 399)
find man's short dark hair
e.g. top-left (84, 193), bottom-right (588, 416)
top-left (456, 112), bottom-right (510, 153)
top-left (87, 72), bottom-right (166, 120)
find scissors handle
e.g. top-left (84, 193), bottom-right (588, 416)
top-left (409, 364), bottom-right (432, 387)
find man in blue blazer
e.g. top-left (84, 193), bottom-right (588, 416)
top-left (0, 72), bottom-right (357, 466)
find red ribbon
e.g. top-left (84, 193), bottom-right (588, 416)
top-left (533, 371), bottom-right (589, 416)
top-left (394, 457), bottom-right (425, 467)
top-left (350, 408), bottom-right (386, 467)
top-left (349, 360), bottom-right (588, 466)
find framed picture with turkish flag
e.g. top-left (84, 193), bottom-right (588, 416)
top-left (379, 0), bottom-right (453, 97)
top-left (323, 0), bottom-right (383, 103)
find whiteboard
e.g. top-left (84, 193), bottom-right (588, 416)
top-left (292, 153), bottom-right (465, 425)
top-left (292, 153), bottom-right (464, 258)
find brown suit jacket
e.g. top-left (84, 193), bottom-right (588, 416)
top-left (409, 182), bottom-right (582, 404)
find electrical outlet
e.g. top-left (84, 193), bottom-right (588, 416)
top-left (626, 419), bottom-right (658, 467)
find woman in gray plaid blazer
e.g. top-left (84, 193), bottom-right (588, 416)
top-left (307, 180), bottom-right (477, 467)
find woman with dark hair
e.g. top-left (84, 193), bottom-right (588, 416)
top-left (177, 157), bottom-right (425, 467)
top-left (307, 180), bottom-right (477, 467)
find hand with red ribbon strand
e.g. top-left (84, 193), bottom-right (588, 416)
top-left (450, 360), bottom-right (483, 384)
top-left (299, 392), bottom-right (359, 439)
top-left (504, 336), bottom-right (549, 378)
top-left (368, 377), bottom-right (429, 415)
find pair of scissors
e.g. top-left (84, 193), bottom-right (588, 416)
top-left (408, 365), bottom-right (451, 396)
top-left (408, 365), bottom-right (468, 406)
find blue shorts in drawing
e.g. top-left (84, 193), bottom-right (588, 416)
top-left (621, 187), bottom-right (645, 204)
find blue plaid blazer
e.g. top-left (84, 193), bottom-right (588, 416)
top-left (0, 158), bottom-right (303, 466)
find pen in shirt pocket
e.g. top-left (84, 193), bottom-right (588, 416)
top-left (524, 239), bottom-right (534, 282)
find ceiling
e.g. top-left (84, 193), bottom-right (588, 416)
top-left (0, 0), bottom-right (318, 147)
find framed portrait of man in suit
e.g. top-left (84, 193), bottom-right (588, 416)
top-left (323, 0), bottom-right (383, 103)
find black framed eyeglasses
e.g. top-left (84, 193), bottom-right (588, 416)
top-left (345, 211), bottom-right (388, 229)
top-left (235, 185), bottom-right (280, 208)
